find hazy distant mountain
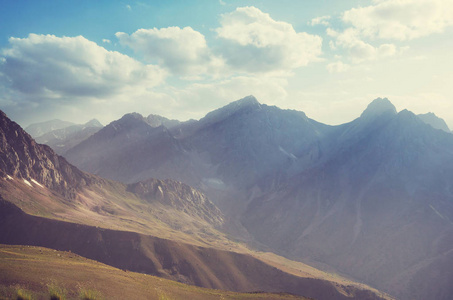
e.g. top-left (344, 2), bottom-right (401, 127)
top-left (243, 98), bottom-right (453, 300)
top-left (417, 112), bottom-right (450, 132)
top-left (35, 119), bottom-right (103, 155)
top-left (64, 96), bottom-right (332, 220)
top-left (64, 112), bottom-right (190, 184)
top-left (25, 119), bottom-right (76, 138)
top-left (188, 95), bottom-right (331, 188)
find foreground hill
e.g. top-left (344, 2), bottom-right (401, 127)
top-left (0, 199), bottom-right (387, 300)
top-left (0, 244), bottom-right (309, 300)
top-left (0, 110), bottom-right (388, 299)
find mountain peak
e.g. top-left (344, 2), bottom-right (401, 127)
top-left (235, 95), bottom-right (260, 106)
top-left (200, 95), bottom-right (261, 126)
top-left (146, 114), bottom-right (181, 129)
top-left (121, 112), bottom-right (144, 121)
top-left (417, 112), bottom-right (450, 132)
top-left (360, 97), bottom-right (397, 119)
top-left (84, 119), bottom-right (103, 128)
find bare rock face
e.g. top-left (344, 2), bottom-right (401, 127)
top-left (128, 178), bottom-right (224, 226)
top-left (0, 110), bottom-right (94, 198)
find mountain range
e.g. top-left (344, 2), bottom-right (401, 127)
top-left (59, 96), bottom-right (453, 300)
top-left (29, 119), bottom-right (103, 155)
top-left (0, 107), bottom-right (387, 299)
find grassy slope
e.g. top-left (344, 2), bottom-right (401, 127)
top-left (0, 245), bottom-right (307, 300)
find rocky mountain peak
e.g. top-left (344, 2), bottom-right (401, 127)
top-left (360, 97), bottom-right (397, 120)
top-left (397, 109), bottom-right (418, 121)
top-left (200, 95), bottom-right (261, 126)
top-left (146, 114), bottom-right (181, 129)
top-left (121, 112), bottom-right (144, 122)
top-left (0, 110), bottom-right (94, 198)
top-left (236, 95), bottom-right (260, 106)
top-left (105, 112), bottom-right (150, 134)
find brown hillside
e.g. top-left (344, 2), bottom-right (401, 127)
top-left (0, 244), bottom-right (308, 300)
top-left (0, 198), bottom-right (385, 300)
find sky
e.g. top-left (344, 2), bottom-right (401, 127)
top-left (1, 0), bottom-right (452, 129)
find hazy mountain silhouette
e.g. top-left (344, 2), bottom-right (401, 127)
top-left (417, 112), bottom-right (450, 132)
top-left (25, 119), bottom-right (76, 138)
top-left (34, 119), bottom-right (103, 155)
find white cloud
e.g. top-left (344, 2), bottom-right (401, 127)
top-left (342, 0), bottom-right (453, 41)
top-left (328, 28), bottom-right (398, 63)
top-left (102, 39), bottom-right (111, 44)
top-left (167, 75), bottom-right (289, 119)
top-left (310, 15), bottom-right (331, 26)
top-left (327, 61), bottom-right (350, 73)
top-left (116, 27), bottom-right (223, 76)
top-left (378, 43), bottom-right (396, 57)
top-left (126, 4), bottom-right (132, 11)
top-left (0, 34), bottom-right (166, 98)
top-left (216, 6), bottom-right (322, 73)
top-left (0, 34), bottom-right (168, 126)
top-left (326, 0), bottom-right (452, 65)
top-left (219, 0), bottom-right (226, 5)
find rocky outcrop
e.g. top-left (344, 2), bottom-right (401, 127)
top-left (128, 178), bottom-right (224, 226)
top-left (0, 110), bottom-right (95, 198)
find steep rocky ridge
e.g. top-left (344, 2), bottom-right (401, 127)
top-left (0, 110), bottom-right (95, 198)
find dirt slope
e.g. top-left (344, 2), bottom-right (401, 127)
top-left (0, 198), bottom-right (385, 300)
top-left (0, 244), bottom-right (308, 300)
